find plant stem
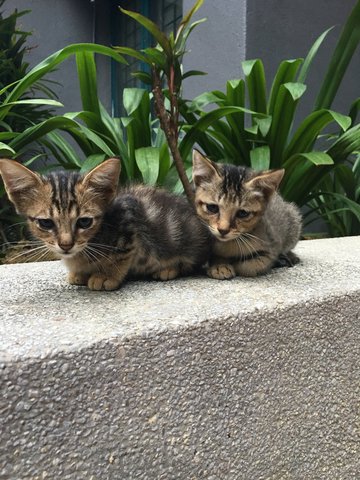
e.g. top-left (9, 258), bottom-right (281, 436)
top-left (152, 67), bottom-right (194, 204)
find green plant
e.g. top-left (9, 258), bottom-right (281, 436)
top-left (177, 1), bottom-right (360, 235)
top-left (114, 0), bottom-right (206, 202)
top-left (0, 0), bottom-right (59, 132)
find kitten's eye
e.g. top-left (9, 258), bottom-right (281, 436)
top-left (38, 218), bottom-right (55, 230)
top-left (76, 217), bottom-right (93, 229)
top-left (206, 204), bottom-right (219, 214)
top-left (236, 209), bottom-right (250, 219)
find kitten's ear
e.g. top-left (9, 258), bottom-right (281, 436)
top-left (192, 150), bottom-right (220, 186)
top-left (82, 157), bottom-right (121, 201)
top-left (0, 159), bottom-right (43, 212)
top-left (244, 169), bottom-right (284, 198)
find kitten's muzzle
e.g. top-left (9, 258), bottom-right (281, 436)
top-left (58, 242), bottom-right (75, 253)
top-left (218, 228), bottom-right (230, 238)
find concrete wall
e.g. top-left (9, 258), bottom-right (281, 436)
top-left (1, 236), bottom-right (360, 478)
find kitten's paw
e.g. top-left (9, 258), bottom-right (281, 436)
top-left (68, 272), bottom-right (89, 286)
top-left (152, 267), bottom-right (179, 281)
top-left (273, 251), bottom-right (300, 269)
top-left (207, 264), bottom-right (236, 280)
top-left (88, 273), bottom-right (121, 291)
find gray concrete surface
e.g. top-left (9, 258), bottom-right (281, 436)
top-left (0, 237), bottom-right (360, 479)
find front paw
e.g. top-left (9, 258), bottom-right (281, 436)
top-left (68, 272), bottom-right (89, 286)
top-left (88, 273), bottom-right (121, 291)
top-left (152, 267), bottom-right (179, 281)
top-left (207, 264), bottom-right (236, 280)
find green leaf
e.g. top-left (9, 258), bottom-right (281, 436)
top-left (281, 152), bottom-right (334, 203)
top-left (285, 109), bottom-right (351, 159)
top-left (142, 47), bottom-right (167, 68)
top-left (131, 71), bottom-right (153, 85)
top-left (119, 7), bottom-right (172, 57)
top-left (175, 18), bottom-right (207, 54)
top-left (316, 192), bottom-right (360, 223)
top-left (349, 97), bottom-right (360, 126)
top-left (250, 146), bottom-right (271, 170)
top-left (0, 142), bottom-right (15, 156)
top-left (3, 43), bottom-right (127, 112)
top-left (123, 88), bottom-right (148, 116)
top-left (76, 51), bottom-right (100, 116)
top-left (178, 0), bottom-right (204, 31)
top-left (242, 59), bottom-right (267, 114)
top-left (8, 116), bottom-right (82, 152)
top-left (297, 27), bottom-right (334, 83)
top-left (180, 106), bottom-right (267, 161)
top-left (187, 91), bottom-right (226, 112)
top-left (45, 131), bottom-right (82, 168)
top-left (80, 154), bottom-right (107, 173)
top-left (0, 99), bottom-right (63, 115)
top-left (327, 124), bottom-right (360, 161)
top-left (182, 70), bottom-right (207, 80)
top-left (268, 59), bottom-right (303, 114)
top-left (268, 82), bottom-right (307, 167)
top-left (135, 147), bottom-right (160, 185)
top-left (113, 46), bottom-right (150, 64)
top-left (158, 143), bottom-right (171, 184)
top-left (315, 2), bottom-right (360, 109)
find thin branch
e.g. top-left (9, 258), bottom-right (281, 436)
top-left (152, 66), bottom-right (194, 204)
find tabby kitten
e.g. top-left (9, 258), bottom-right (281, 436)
top-left (192, 150), bottom-right (302, 279)
top-left (0, 158), bottom-right (210, 290)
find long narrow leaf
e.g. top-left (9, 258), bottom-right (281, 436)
top-left (180, 106), bottom-right (268, 161)
top-left (135, 147), bottom-right (160, 185)
top-left (285, 109), bottom-right (351, 159)
top-left (119, 8), bottom-right (172, 57)
top-left (76, 52), bottom-right (100, 116)
top-left (242, 59), bottom-right (267, 115)
top-left (268, 59), bottom-right (303, 114)
top-left (315, 1), bottom-right (360, 109)
top-left (268, 82), bottom-right (307, 167)
top-left (281, 151), bottom-right (334, 203)
top-left (297, 27), bottom-right (334, 83)
top-left (3, 44), bottom-right (127, 107)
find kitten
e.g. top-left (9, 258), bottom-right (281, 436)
top-left (192, 150), bottom-right (302, 280)
top-left (0, 158), bottom-right (210, 290)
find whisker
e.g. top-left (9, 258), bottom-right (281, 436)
top-left (5, 244), bottom-right (50, 263)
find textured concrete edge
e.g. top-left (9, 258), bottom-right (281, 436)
top-left (1, 292), bottom-right (359, 479)
top-left (2, 289), bottom-right (358, 368)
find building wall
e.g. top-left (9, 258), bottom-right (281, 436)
top-left (184, 0), bottom-right (359, 119)
top-left (4, 0), bottom-right (112, 112)
top-left (4, 0), bottom-right (359, 118)
top-left (182, 0), bottom-right (247, 99)
top-left (246, 0), bottom-right (359, 119)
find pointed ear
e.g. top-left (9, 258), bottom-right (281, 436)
top-left (244, 169), bottom-right (284, 198)
top-left (0, 159), bottom-right (44, 212)
top-left (82, 158), bottom-right (121, 201)
top-left (192, 150), bottom-right (220, 186)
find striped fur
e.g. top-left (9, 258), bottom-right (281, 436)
top-left (0, 158), bottom-right (210, 290)
top-left (192, 150), bottom-right (302, 279)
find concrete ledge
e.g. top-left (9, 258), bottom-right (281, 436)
top-left (1, 237), bottom-right (359, 479)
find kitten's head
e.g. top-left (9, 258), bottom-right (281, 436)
top-left (0, 158), bottom-right (121, 257)
top-left (192, 150), bottom-right (284, 241)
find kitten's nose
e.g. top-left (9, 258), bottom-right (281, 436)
top-left (218, 228), bottom-right (230, 237)
top-left (58, 242), bottom-right (74, 253)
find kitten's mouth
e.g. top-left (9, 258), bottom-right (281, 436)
top-left (216, 235), bottom-right (231, 242)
